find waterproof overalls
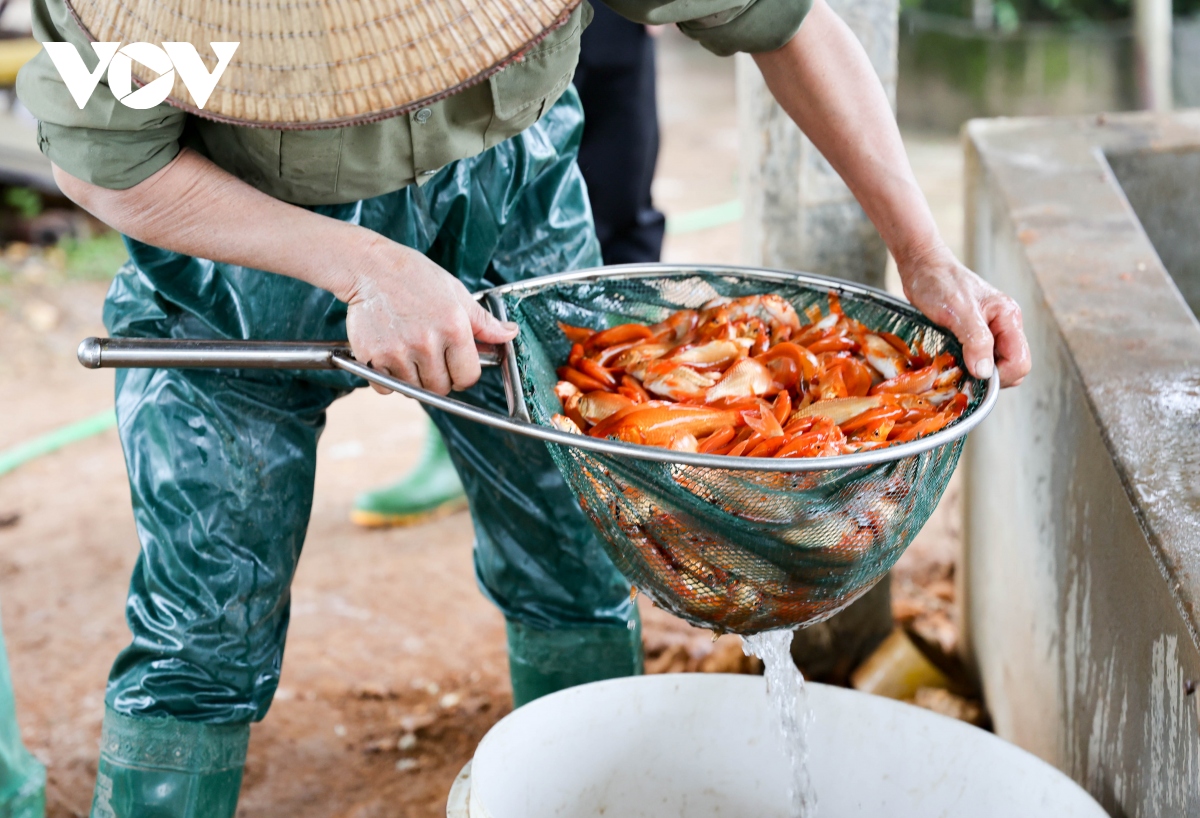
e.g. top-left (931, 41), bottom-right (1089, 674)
top-left (0, 611), bottom-right (45, 818)
top-left (103, 93), bottom-right (652, 815)
top-left (17, 0), bottom-right (812, 810)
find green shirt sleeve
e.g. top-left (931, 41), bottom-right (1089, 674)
top-left (601, 0), bottom-right (812, 56)
top-left (15, 0), bottom-right (185, 190)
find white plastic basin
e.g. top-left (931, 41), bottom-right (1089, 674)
top-left (448, 673), bottom-right (1107, 818)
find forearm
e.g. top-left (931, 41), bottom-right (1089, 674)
top-left (52, 149), bottom-right (370, 301)
top-left (752, 0), bottom-right (942, 266)
top-left (753, 5), bottom-right (1031, 385)
top-left (53, 147), bottom-right (516, 393)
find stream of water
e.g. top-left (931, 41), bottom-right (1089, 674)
top-left (742, 630), bottom-right (816, 817)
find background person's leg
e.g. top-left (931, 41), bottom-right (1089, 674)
top-left (573, 4), bottom-right (665, 265)
top-left (94, 364), bottom-right (341, 818)
top-left (349, 417), bottom-right (467, 528)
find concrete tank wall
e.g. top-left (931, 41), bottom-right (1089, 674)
top-left (965, 112), bottom-right (1200, 816)
top-left (898, 14), bottom-right (1200, 132)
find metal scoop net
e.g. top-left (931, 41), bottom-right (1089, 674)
top-left (78, 265), bottom-right (996, 635)
top-left (495, 266), bottom-right (994, 634)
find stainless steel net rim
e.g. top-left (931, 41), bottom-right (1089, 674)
top-left (77, 263), bottom-right (998, 472)
top-left (440, 263), bottom-right (997, 472)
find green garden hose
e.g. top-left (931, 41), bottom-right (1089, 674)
top-left (0, 410), bottom-right (117, 478)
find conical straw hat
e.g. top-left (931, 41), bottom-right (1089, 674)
top-left (65, 0), bottom-right (581, 129)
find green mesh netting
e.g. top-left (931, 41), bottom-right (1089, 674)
top-left (502, 270), bottom-right (979, 634)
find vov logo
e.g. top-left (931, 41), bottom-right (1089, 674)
top-left (43, 42), bottom-right (239, 110)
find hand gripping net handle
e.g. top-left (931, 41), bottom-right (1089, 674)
top-left (77, 265), bottom-right (998, 473)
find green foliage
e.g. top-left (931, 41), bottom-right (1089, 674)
top-left (4, 187), bottom-right (43, 220)
top-left (993, 0), bottom-right (1129, 24)
top-left (906, 0), bottom-right (1200, 23)
top-left (58, 232), bottom-right (127, 281)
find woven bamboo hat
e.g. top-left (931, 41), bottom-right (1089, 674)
top-left (65, 0), bottom-right (581, 129)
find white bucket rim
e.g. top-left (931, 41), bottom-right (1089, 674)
top-left (451, 674), bottom-right (1107, 818)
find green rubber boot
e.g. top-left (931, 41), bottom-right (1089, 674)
top-left (507, 612), bottom-right (644, 708)
top-left (0, 612), bottom-right (44, 818)
top-left (90, 710), bottom-right (247, 818)
top-left (350, 420), bottom-right (468, 528)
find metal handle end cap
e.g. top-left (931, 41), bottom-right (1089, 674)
top-left (77, 337), bottom-right (102, 369)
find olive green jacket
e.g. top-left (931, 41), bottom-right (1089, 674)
top-left (16, 0), bottom-right (810, 205)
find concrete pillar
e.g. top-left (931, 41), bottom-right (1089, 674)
top-left (735, 0), bottom-right (899, 288)
top-left (737, 0), bottom-right (902, 666)
top-left (1133, 0), bottom-right (1173, 112)
top-left (971, 0), bottom-right (994, 29)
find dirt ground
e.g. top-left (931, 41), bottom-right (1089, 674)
top-left (0, 29), bottom-right (967, 818)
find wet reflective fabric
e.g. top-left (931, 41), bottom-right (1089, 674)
top-left (91, 710), bottom-right (245, 818)
top-left (507, 614), bottom-right (644, 708)
top-left (0, 611), bottom-right (44, 818)
top-left (101, 87), bottom-right (638, 730)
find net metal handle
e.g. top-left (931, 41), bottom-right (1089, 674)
top-left (76, 337), bottom-right (505, 369)
top-left (77, 292), bottom-right (532, 424)
top-left (76, 335), bottom-right (526, 408)
top-left (75, 333), bottom-right (999, 472)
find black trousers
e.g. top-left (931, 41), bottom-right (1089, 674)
top-left (573, 2), bottom-right (666, 265)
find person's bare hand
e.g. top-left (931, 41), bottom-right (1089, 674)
top-left (343, 237), bottom-right (517, 395)
top-left (898, 243), bottom-right (1030, 387)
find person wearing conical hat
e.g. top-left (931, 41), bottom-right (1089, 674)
top-left (16, 0), bottom-right (1031, 813)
